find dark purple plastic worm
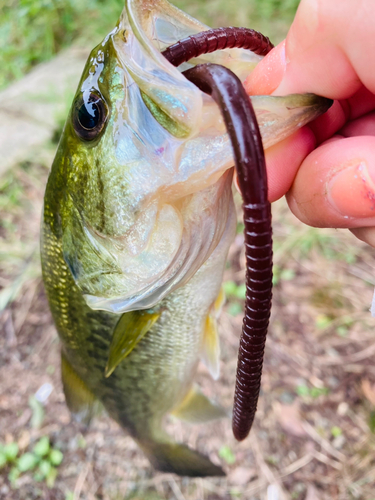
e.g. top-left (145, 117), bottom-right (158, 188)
top-left (182, 64), bottom-right (272, 441)
top-left (161, 26), bottom-right (274, 66)
top-left (163, 28), bottom-right (273, 441)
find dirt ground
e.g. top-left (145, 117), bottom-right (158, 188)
top-left (1, 141), bottom-right (375, 500)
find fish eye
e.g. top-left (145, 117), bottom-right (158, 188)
top-left (73, 91), bottom-right (108, 141)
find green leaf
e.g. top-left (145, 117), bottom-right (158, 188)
top-left (17, 452), bottom-right (39, 472)
top-left (227, 302), bottom-right (243, 317)
top-left (331, 426), bottom-right (342, 438)
top-left (234, 283), bottom-right (246, 300)
top-left (296, 384), bottom-right (310, 397)
top-left (223, 281), bottom-right (238, 297)
top-left (272, 268), bottom-right (280, 286)
top-left (33, 436), bottom-right (50, 457)
top-left (8, 466), bottom-right (20, 486)
top-left (46, 466), bottom-right (57, 488)
top-left (280, 268), bottom-right (295, 281)
top-left (34, 471), bottom-right (44, 482)
top-left (315, 314), bottom-right (332, 329)
top-left (236, 222), bottom-right (244, 234)
top-left (29, 396), bottom-right (45, 429)
top-left (336, 326), bottom-right (348, 337)
top-left (369, 411), bottom-right (375, 434)
top-left (38, 459), bottom-right (52, 477)
top-left (49, 448), bottom-right (63, 466)
top-left (218, 445), bottom-right (236, 465)
top-left (310, 387), bottom-right (329, 398)
top-left (0, 452), bottom-right (7, 468)
top-left (4, 442), bottom-right (18, 461)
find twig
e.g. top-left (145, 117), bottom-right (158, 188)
top-left (302, 421), bottom-right (346, 462)
top-left (312, 450), bottom-right (342, 470)
top-left (317, 342), bottom-right (375, 366)
top-left (278, 453), bottom-right (314, 477)
top-left (250, 435), bottom-right (288, 500)
top-left (169, 478), bottom-right (186, 500)
top-left (73, 464), bottom-right (89, 500)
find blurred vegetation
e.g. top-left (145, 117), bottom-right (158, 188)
top-left (0, 0), bottom-right (300, 90)
top-left (0, 436), bottom-right (64, 488)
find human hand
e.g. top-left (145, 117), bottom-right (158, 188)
top-left (244, 0), bottom-right (375, 247)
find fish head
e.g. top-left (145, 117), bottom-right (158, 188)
top-left (53, 0), bottom-right (331, 314)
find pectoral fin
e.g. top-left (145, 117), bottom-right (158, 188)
top-left (105, 310), bottom-right (160, 377)
top-left (201, 314), bottom-right (221, 380)
top-left (61, 351), bottom-right (101, 425)
top-left (213, 285), bottom-right (226, 311)
top-left (171, 385), bottom-right (227, 423)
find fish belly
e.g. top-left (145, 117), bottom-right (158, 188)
top-left (42, 193), bottom-right (235, 436)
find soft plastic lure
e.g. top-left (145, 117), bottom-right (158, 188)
top-left (163, 27), bottom-right (324, 441)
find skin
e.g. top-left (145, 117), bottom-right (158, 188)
top-left (244, 0), bottom-right (375, 247)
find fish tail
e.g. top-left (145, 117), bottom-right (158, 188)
top-left (140, 439), bottom-right (225, 477)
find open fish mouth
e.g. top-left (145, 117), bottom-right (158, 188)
top-left (68, 0), bottom-right (331, 314)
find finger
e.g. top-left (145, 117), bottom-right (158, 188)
top-left (350, 227), bottom-right (375, 249)
top-left (308, 99), bottom-right (349, 144)
top-left (233, 127), bottom-right (315, 201)
top-left (244, 41), bottom-right (286, 96)
top-left (247, 0), bottom-right (375, 99)
top-left (310, 90), bottom-right (375, 143)
top-left (340, 111), bottom-right (375, 138)
top-left (265, 127), bottom-right (316, 202)
top-left (286, 136), bottom-right (375, 228)
top-left (346, 86), bottom-right (375, 120)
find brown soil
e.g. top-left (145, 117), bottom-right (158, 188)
top-left (1, 156), bottom-right (375, 500)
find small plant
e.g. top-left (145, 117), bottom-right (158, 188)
top-left (219, 445), bottom-right (236, 465)
top-left (223, 280), bottom-right (247, 316)
top-left (272, 265), bottom-right (296, 286)
top-left (331, 426), bottom-right (343, 438)
top-left (296, 383), bottom-right (329, 399)
top-left (0, 436), bottom-right (63, 488)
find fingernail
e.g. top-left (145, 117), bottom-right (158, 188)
top-left (327, 161), bottom-right (375, 218)
top-left (244, 40), bottom-right (286, 96)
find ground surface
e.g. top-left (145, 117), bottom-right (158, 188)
top-left (2, 148), bottom-right (375, 500)
top-left (2, 1), bottom-right (375, 499)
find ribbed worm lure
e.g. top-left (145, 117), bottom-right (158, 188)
top-left (163, 26), bottom-right (273, 441)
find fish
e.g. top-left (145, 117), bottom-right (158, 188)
top-left (41, 0), bottom-right (332, 477)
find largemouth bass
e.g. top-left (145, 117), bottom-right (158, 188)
top-left (41, 0), bottom-right (331, 476)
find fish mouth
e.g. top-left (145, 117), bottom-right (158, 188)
top-left (115, 0), bottom-right (332, 146)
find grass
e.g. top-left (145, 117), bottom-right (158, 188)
top-left (0, 0), bottom-right (300, 90)
top-left (1, 436), bottom-right (64, 488)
